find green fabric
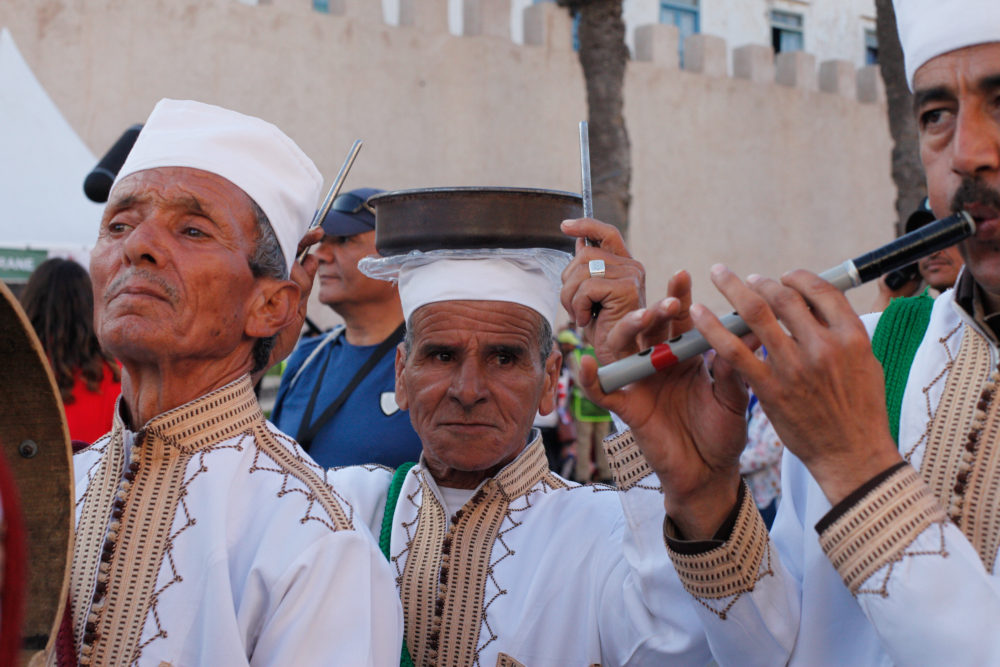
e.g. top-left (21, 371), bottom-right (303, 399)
top-left (871, 293), bottom-right (935, 445)
top-left (571, 347), bottom-right (612, 422)
top-left (379, 462), bottom-right (416, 667)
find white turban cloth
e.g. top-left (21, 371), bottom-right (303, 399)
top-left (112, 99), bottom-right (322, 273)
top-left (359, 248), bottom-right (571, 329)
top-left (894, 0), bottom-right (1000, 89)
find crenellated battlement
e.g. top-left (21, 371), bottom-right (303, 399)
top-left (274, 0), bottom-right (884, 106)
top-left (0, 0), bottom-right (896, 321)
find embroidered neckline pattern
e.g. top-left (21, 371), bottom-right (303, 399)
top-left (69, 376), bottom-right (353, 664)
top-left (919, 325), bottom-right (1000, 572)
top-left (905, 322), bottom-right (963, 461)
top-left (258, 428), bottom-right (353, 531)
top-left (71, 431), bottom-right (127, 664)
top-left (397, 439), bottom-right (559, 666)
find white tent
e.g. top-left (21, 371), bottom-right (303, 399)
top-left (0, 27), bottom-right (103, 278)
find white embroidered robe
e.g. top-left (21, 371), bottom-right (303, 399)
top-left (327, 434), bottom-right (711, 667)
top-left (68, 377), bottom-right (402, 666)
top-left (667, 288), bottom-right (1000, 666)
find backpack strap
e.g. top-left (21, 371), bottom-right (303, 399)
top-left (286, 325), bottom-right (345, 392)
top-left (871, 293), bottom-right (935, 445)
top-left (379, 462), bottom-right (417, 667)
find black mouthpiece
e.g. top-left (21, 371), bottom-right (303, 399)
top-left (851, 211), bottom-right (975, 284)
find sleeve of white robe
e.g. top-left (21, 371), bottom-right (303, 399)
top-left (651, 312), bottom-right (886, 665)
top-left (659, 460), bottom-right (803, 667)
top-left (248, 529), bottom-right (403, 666)
top-left (594, 430), bottom-right (714, 666)
top-left (662, 438), bottom-right (1000, 665)
top-left (814, 462), bottom-right (1000, 666)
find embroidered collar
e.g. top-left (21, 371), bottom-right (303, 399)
top-left (954, 267), bottom-right (1000, 344)
top-left (418, 430), bottom-right (550, 503)
top-left (112, 375), bottom-right (263, 454)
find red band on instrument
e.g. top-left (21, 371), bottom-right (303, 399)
top-left (649, 343), bottom-right (679, 371)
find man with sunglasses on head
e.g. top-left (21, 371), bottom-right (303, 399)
top-left (271, 187), bottom-right (422, 468)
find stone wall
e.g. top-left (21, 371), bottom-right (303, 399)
top-left (1, 0), bottom-right (895, 324)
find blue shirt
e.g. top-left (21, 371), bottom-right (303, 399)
top-left (271, 327), bottom-right (423, 468)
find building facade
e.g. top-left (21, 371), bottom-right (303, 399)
top-left (1, 0), bottom-right (894, 327)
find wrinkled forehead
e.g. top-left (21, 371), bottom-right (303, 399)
top-left (912, 42), bottom-right (1000, 92)
top-left (408, 300), bottom-right (546, 343)
top-left (106, 166), bottom-right (252, 211)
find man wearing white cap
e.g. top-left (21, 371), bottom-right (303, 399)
top-left (575, 0), bottom-right (1000, 664)
top-left (323, 189), bottom-right (710, 666)
top-left (62, 99), bottom-right (401, 666)
top-left (271, 187), bottom-right (423, 469)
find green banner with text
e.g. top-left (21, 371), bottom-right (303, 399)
top-left (0, 248), bottom-right (48, 281)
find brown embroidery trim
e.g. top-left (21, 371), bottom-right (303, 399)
top-left (603, 430), bottom-right (658, 491)
top-left (917, 325), bottom-right (1000, 572)
top-left (495, 653), bottom-right (526, 667)
top-left (905, 322), bottom-right (962, 461)
top-left (73, 375), bottom-right (356, 663)
top-left (393, 481), bottom-right (423, 590)
top-left (71, 429), bottom-right (125, 656)
top-left (818, 465), bottom-right (947, 593)
top-left (253, 424), bottom-right (352, 532)
top-left (141, 377), bottom-right (262, 453)
top-left (398, 439), bottom-right (549, 666)
top-left (855, 522), bottom-right (949, 597)
top-left (400, 473), bottom-right (448, 665)
top-left (665, 481), bottom-right (772, 619)
top-left (90, 433), bottom-right (191, 665)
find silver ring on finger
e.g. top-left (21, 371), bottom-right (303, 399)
top-left (588, 259), bottom-right (606, 279)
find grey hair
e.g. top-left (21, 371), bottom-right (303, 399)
top-left (403, 309), bottom-right (554, 366)
top-left (247, 200), bottom-right (287, 374)
top-left (248, 200), bottom-right (288, 280)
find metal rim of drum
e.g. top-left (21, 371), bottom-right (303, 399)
top-left (369, 187), bottom-right (582, 255)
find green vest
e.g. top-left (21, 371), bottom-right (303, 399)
top-left (872, 292), bottom-right (935, 445)
top-left (571, 347), bottom-right (611, 422)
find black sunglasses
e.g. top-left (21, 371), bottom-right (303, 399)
top-left (332, 192), bottom-right (376, 216)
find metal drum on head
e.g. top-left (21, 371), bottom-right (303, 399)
top-left (369, 187), bottom-right (582, 255)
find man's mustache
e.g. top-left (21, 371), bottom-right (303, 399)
top-left (951, 179), bottom-right (1000, 215)
top-left (104, 268), bottom-right (180, 303)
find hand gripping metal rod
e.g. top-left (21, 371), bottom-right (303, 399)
top-left (297, 139), bottom-right (364, 263)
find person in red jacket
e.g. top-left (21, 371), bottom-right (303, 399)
top-left (20, 258), bottom-right (121, 444)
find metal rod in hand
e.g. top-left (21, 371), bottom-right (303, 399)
top-left (579, 121), bottom-right (593, 222)
top-left (596, 211), bottom-right (976, 393)
top-left (298, 139), bottom-right (364, 263)
top-left (579, 120), bottom-right (604, 320)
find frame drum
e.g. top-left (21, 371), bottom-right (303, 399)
top-left (0, 280), bottom-right (73, 663)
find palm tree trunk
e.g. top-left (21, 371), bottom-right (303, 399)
top-left (875, 0), bottom-right (926, 234)
top-left (561, 0), bottom-right (632, 236)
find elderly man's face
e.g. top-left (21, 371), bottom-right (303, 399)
top-left (91, 167), bottom-right (268, 369)
top-left (395, 300), bottom-right (560, 484)
top-left (915, 42), bottom-right (1000, 300)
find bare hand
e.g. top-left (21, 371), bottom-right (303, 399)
top-left (696, 265), bottom-right (902, 505)
top-left (572, 271), bottom-right (748, 539)
top-left (559, 218), bottom-right (646, 364)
